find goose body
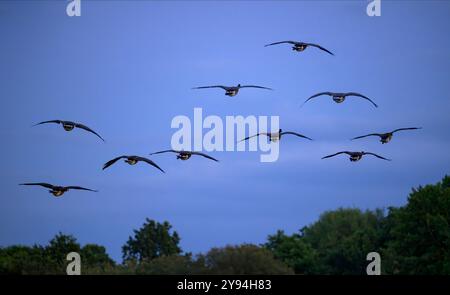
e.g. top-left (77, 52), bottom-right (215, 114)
top-left (321, 151), bottom-right (391, 162)
top-left (192, 84), bottom-right (272, 97)
top-left (103, 155), bottom-right (165, 173)
top-left (265, 41), bottom-right (334, 56)
top-left (20, 183), bottom-right (97, 197)
top-left (149, 150), bottom-right (219, 162)
top-left (33, 120), bottom-right (105, 142)
top-left (303, 92), bottom-right (378, 108)
top-left (240, 129), bottom-right (312, 143)
top-left (352, 128), bottom-right (421, 144)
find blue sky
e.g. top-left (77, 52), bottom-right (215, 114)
top-left (0, 0), bottom-right (449, 262)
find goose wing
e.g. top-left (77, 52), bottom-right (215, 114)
top-left (20, 182), bottom-right (55, 189)
top-left (103, 156), bottom-right (127, 170)
top-left (189, 151), bottom-right (219, 162)
top-left (280, 132), bottom-right (312, 140)
top-left (345, 92), bottom-right (378, 108)
top-left (351, 133), bottom-right (383, 140)
top-left (134, 156), bottom-right (165, 173)
top-left (391, 127), bottom-right (422, 133)
top-left (363, 152), bottom-right (391, 161)
top-left (192, 85), bottom-right (229, 91)
top-left (302, 92), bottom-right (334, 106)
top-left (149, 150), bottom-right (178, 156)
top-left (306, 43), bottom-right (334, 55)
top-left (65, 186), bottom-right (98, 192)
top-left (75, 123), bottom-right (105, 142)
top-left (239, 85), bottom-right (273, 90)
top-left (33, 120), bottom-right (62, 126)
top-left (238, 133), bottom-right (270, 142)
top-left (322, 151), bottom-right (351, 159)
top-left (264, 40), bottom-right (297, 47)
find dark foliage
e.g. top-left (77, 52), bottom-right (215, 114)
top-left (1, 176), bottom-right (449, 275)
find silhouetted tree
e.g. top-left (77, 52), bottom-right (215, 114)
top-left (266, 209), bottom-right (385, 274)
top-left (300, 208), bottom-right (385, 274)
top-left (196, 244), bottom-right (294, 275)
top-left (0, 245), bottom-right (52, 274)
top-left (43, 233), bottom-right (81, 273)
top-left (122, 219), bottom-right (181, 263)
top-left (135, 254), bottom-right (201, 275)
top-left (81, 244), bottom-right (115, 269)
top-left (382, 175), bottom-right (450, 274)
top-left (264, 230), bottom-right (318, 274)
top-left (2, 176), bottom-right (450, 275)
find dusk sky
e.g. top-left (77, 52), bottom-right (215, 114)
top-left (1, 0), bottom-right (449, 261)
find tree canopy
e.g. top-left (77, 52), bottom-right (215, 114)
top-left (1, 175), bottom-right (449, 275)
top-left (122, 219), bottom-right (181, 263)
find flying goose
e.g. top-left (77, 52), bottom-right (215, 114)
top-left (240, 129), bottom-right (312, 143)
top-left (352, 127), bottom-right (422, 144)
top-left (33, 120), bottom-right (105, 142)
top-left (322, 151), bottom-right (391, 162)
top-left (149, 150), bottom-right (219, 162)
top-left (102, 155), bottom-right (165, 173)
top-left (20, 183), bottom-right (97, 197)
top-left (303, 92), bottom-right (378, 108)
top-left (264, 41), bottom-right (334, 55)
top-left (192, 84), bottom-right (272, 97)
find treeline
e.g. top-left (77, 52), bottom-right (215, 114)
top-left (1, 176), bottom-right (449, 275)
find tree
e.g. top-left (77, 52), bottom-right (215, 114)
top-left (122, 219), bottom-right (182, 263)
top-left (264, 230), bottom-right (318, 274)
top-left (266, 208), bottom-right (386, 274)
top-left (44, 232), bottom-right (81, 268)
top-left (81, 244), bottom-right (115, 269)
top-left (300, 208), bottom-right (385, 274)
top-left (382, 176), bottom-right (450, 274)
top-left (135, 254), bottom-right (201, 275)
top-left (196, 244), bottom-right (294, 275)
top-left (0, 245), bottom-right (53, 274)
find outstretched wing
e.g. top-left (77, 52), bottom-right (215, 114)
top-left (33, 120), bottom-right (62, 127)
top-left (306, 43), bottom-right (334, 55)
top-left (351, 133), bottom-right (383, 140)
top-left (302, 92), bottom-right (333, 106)
top-left (135, 157), bottom-right (165, 173)
top-left (20, 182), bottom-right (55, 189)
top-left (264, 41), bottom-right (297, 47)
top-left (192, 85), bottom-right (229, 91)
top-left (75, 123), bottom-right (105, 142)
top-left (280, 132), bottom-right (313, 141)
top-left (345, 92), bottom-right (378, 108)
top-left (149, 150), bottom-right (178, 156)
top-left (238, 133), bottom-right (269, 142)
top-left (392, 127), bottom-right (421, 133)
top-left (239, 85), bottom-right (273, 90)
top-left (190, 151), bottom-right (219, 162)
top-left (103, 156), bottom-right (127, 170)
top-left (321, 151), bottom-right (350, 159)
top-left (65, 186), bottom-right (98, 192)
top-left (363, 152), bottom-right (391, 161)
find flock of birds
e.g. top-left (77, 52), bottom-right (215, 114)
top-left (20, 40), bottom-right (421, 197)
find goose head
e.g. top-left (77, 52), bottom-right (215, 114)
top-left (125, 158), bottom-right (138, 165)
top-left (50, 187), bottom-right (66, 197)
top-left (293, 44), bottom-right (307, 52)
top-left (269, 130), bottom-right (282, 142)
top-left (350, 152), bottom-right (363, 162)
top-left (381, 133), bottom-right (393, 144)
top-left (332, 95), bottom-right (346, 103)
top-left (62, 122), bottom-right (75, 131)
top-left (177, 152), bottom-right (191, 161)
top-left (226, 88), bottom-right (239, 97)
